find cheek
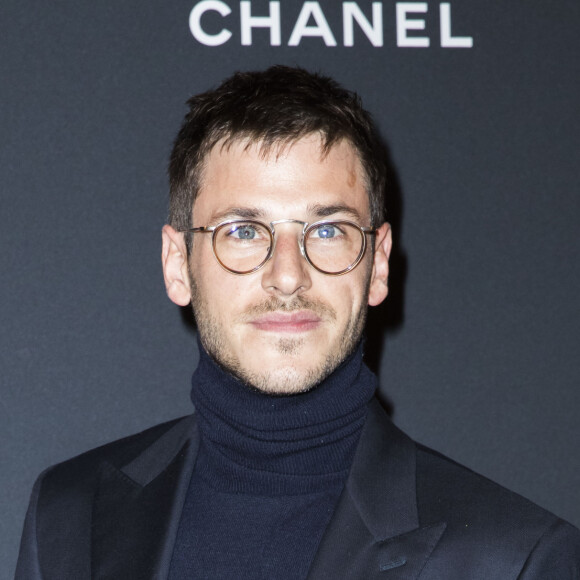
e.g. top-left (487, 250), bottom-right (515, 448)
top-left (349, 261), bottom-right (373, 301)
top-left (331, 277), bottom-right (368, 319)
top-left (204, 270), bottom-right (261, 316)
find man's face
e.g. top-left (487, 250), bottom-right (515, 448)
top-left (165, 135), bottom-right (390, 394)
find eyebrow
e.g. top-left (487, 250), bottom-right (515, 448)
top-left (306, 203), bottom-right (363, 221)
top-left (208, 207), bottom-right (267, 223)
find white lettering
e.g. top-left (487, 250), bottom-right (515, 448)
top-left (288, 2), bottom-right (337, 47)
top-left (343, 2), bottom-right (383, 47)
top-left (189, 0), bottom-right (232, 46)
top-left (240, 1), bottom-right (281, 46)
top-left (440, 3), bottom-right (473, 48)
top-left (396, 2), bottom-right (429, 48)
top-left (188, 1), bottom-right (475, 50)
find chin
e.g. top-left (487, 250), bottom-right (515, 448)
top-left (238, 350), bottom-right (338, 395)
top-left (249, 366), bottom-right (320, 395)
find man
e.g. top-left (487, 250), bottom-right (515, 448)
top-left (16, 66), bottom-right (580, 579)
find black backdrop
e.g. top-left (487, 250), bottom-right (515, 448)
top-left (2, 1), bottom-right (579, 576)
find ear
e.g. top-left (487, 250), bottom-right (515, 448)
top-left (368, 222), bottom-right (392, 307)
top-left (161, 224), bottom-right (192, 306)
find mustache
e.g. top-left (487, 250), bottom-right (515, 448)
top-left (242, 296), bottom-right (336, 321)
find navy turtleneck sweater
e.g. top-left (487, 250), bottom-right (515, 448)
top-left (168, 343), bottom-right (376, 579)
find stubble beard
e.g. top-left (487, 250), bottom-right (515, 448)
top-left (188, 268), bottom-right (370, 395)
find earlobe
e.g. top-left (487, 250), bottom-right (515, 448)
top-left (368, 223), bottom-right (392, 307)
top-left (161, 224), bottom-right (192, 307)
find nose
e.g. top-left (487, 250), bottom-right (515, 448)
top-left (260, 227), bottom-right (312, 297)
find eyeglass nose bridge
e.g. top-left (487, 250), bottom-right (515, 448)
top-left (267, 218), bottom-right (309, 260)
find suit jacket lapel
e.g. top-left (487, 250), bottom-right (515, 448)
top-left (308, 401), bottom-right (446, 579)
top-left (91, 416), bottom-right (199, 580)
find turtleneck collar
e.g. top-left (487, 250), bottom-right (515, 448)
top-left (190, 340), bottom-right (376, 496)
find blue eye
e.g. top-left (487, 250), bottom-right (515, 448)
top-left (315, 225), bottom-right (336, 238)
top-left (232, 226), bottom-right (257, 239)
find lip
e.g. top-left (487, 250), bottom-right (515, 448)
top-left (249, 311), bottom-right (322, 333)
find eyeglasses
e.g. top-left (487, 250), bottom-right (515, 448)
top-left (181, 219), bottom-right (376, 276)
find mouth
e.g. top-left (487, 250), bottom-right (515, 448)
top-left (249, 311), bottom-right (322, 333)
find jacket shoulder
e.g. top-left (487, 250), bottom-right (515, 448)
top-left (38, 415), bottom-right (193, 497)
top-left (415, 443), bottom-right (580, 575)
top-left (16, 416), bottom-right (195, 579)
top-left (416, 442), bottom-right (559, 527)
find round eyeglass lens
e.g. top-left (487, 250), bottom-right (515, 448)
top-left (304, 221), bottom-right (365, 274)
top-left (214, 220), bottom-right (272, 273)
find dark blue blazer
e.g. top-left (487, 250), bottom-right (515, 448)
top-left (16, 400), bottom-right (580, 579)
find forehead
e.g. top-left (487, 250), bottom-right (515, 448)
top-left (194, 135), bottom-right (370, 222)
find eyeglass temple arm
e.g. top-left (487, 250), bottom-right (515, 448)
top-left (181, 227), bottom-right (215, 233)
